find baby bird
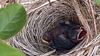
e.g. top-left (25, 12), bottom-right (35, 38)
top-left (49, 34), bottom-right (76, 51)
top-left (43, 19), bottom-right (87, 52)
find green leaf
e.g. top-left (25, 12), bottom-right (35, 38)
top-left (0, 3), bottom-right (26, 39)
top-left (0, 40), bottom-right (24, 56)
top-left (95, 0), bottom-right (100, 5)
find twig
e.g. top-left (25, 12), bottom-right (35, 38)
top-left (27, 0), bottom-right (56, 14)
top-left (71, 0), bottom-right (93, 39)
top-left (40, 50), bottom-right (56, 56)
top-left (48, 0), bottom-right (52, 6)
top-left (88, 0), bottom-right (97, 35)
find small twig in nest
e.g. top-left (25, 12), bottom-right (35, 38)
top-left (71, 0), bottom-right (93, 39)
top-left (88, 0), bottom-right (97, 35)
top-left (48, 0), bottom-right (52, 6)
top-left (40, 50), bottom-right (56, 56)
top-left (27, 0), bottom-right (56, 14)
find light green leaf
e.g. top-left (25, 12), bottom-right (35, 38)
top-left (0, 3), bottom-right (26, 39)
top-left (0, 40), bottom-right (24, 56)
top-left (95, 0), bottom-right (100, 5)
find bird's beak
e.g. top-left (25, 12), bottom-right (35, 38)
top-left (77, 27), bottom-right (87, 41)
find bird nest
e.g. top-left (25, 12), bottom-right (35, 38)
top-left (3, 0), bottom-right (100, 56)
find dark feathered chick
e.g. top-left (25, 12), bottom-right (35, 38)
top-left (49, 34), bottom-right (76, 51)
top-left (43, 20), bottom-right (87, 51)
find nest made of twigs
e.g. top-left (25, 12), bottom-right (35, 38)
top-left (1, 0), bottom-right (99, 56)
